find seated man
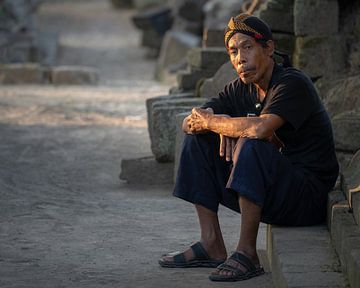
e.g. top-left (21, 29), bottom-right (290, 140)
top-left (159, 13), bottom-right (339, 282)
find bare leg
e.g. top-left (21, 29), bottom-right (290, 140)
top-left (162, 204), bottom-right (227, 262)
top-left (217, 196), bottom-right (261, 276)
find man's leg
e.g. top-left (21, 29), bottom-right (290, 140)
top-left (160, 134), bottom-right (231, 265)
top-left (161, 204), bottom-right (227, 263)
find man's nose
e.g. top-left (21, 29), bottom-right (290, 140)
top-left (236, 51), bottom-right (246, 64)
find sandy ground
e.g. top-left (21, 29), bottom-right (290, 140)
top-left (0, 1), bottom-right (273, 287)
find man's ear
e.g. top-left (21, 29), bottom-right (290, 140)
top-left (266, 40), bottom-right (275, 57)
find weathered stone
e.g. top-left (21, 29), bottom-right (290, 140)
top-left (132, 6), bottom-right (172, 33)
top-left (343, 150), bottom-right (360, 225)
top-left (155, 30), bottom-right (201, 81)
top-left (187, 47), bottom-right (228, 70)
top-left (199, 61), bottom-right (237, 98)
top-left (146, 93), bottom-right (194, 144)
top-left (0, 63), bottom-right (45, 84)
top-left (202, 25), bottom-right (225, 48)
top-left (349, 42), bottom-right (360, 75)
top-left (151, 98), bottom-right (206, 162)
top-left (174, 112), bottom-right (189, 183)
top-left (120, 156), bottom-right (174, 185)
top-left (324, 75), bottom-right (360, 117)
top-left (293, 36), bottom-right (346, 79)
top-left (336, 151), bottom-right (355, 172)
top-left (332, 111), bottom-right (360, 153)
top-left (256, 0), bottom-right (294, 34)
top-left (50, 66), bottom-right (99, 85)
top-left (348, 249), bottom-right (360, 288)
top-left (177, 68), bottom-right (216, 91)
top-left (294, 0), bottom-right (339, 36)
top-left (272, 33), bottom-right (295, 57)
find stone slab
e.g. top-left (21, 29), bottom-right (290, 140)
top-left (177, 68), bottom-right (216, 91)
top-left (0, 63), bottom-right (45, 84)
top-left (199, 61), bottom-right (238, 98)
top-left (50, 66), bottom-right (99, 85)
top-left (294, 0), bottom-right (339, 36)
top-left (146, 93), bottom-right (195, 144)
top-left (119, 156), bottom-right (174, 185)
top-left (268, 224), bottom-right (345, 288)
top-left (272, 33), bottom-right (295, 57)
top-left (156, 30), bottom-right (201, 81)
top-left (151, 98), bottom-right (207, 162)
top-left (293, 36), bottom-right (346, 79)
top-left (324, 75), bottom-right (360, 118)
top-left (343, 150), bottom-right (360, 225)
top-left (187, 47), bottom-right (229, 70)
top-left (332, 110), bottom-right (360, 153)
top-left (256, 0), bottom-right (294, 34)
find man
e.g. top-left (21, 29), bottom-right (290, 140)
top-left (158, 13), bottom-right (339, 282)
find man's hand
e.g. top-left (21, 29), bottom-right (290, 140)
top-left (182, 108), bottom-right (214, 134)
top-left (220, 134), bottom-right (237, 161)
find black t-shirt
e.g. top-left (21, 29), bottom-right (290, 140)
top-left (203, 64), bottom-right (339, 190)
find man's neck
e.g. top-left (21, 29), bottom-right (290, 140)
top-left (255, 60), bottom-right (275, 99)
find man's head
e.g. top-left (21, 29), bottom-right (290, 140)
top-left (224, 14), bottom-right (275, 85)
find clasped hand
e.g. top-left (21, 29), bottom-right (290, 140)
top-left (186, 108), bottom-right (237, 162)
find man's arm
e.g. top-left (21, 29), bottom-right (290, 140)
top-left (182, 108), bottom-right (214, 134)
top-left (190, 108), bottom-right (285, 140)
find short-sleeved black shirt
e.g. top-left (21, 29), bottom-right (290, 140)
top-left (203, 64), bottom-right (339, 190)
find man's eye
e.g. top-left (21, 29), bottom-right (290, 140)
top-left (230, 50), bottom-right (237, 55)
top-left (245, 45), bottom-right (251, 49)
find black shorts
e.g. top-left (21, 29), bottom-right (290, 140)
top-left (173, 133), bottom-right (332, 226)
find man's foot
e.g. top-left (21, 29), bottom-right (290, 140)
top-left (209, 251), bottom-right (264, 281)
top-left (159, 242), bottom-right (227, 268)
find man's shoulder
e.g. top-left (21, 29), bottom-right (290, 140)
top-left (276, 66), bottom-right (312, 86)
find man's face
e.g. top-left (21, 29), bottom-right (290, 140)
top-left (227, 33), bottom-right (273, 85)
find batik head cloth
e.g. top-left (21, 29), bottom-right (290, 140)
top-left (224, 13), bottom-right (273, 48)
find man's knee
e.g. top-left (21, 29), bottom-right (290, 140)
top-left (232, 139), bottom-right (273, 165)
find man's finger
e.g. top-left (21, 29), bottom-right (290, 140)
top-left (226, 137), bottom-right (232, 161)
top-left (219, 134), bottom-right (225, 157)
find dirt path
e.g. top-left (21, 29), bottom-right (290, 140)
top-left (0, 1), bottom-right (272, 287)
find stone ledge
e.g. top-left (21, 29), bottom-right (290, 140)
top-left (267, 224), bottom-right (346, 288)
top-left (329, 195), bottom-right (360, 288)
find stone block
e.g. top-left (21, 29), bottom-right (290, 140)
top-left (177, 68), bottom-right (215, 91)
top-left (173, 112), bottom-right (188, 183)
top-left (111, 0), bottom-right (133, 8)
top-left (151, 98), bottom-right (207, 162)
top-left (332, 111), bottom-right (360, 153)
top-left (343, 150), bottom-right (360, 224)
top-left (324, 75), bottom-right (360, 118)
top-left (268, 224), bottom-right (345, 288)
top-left (294, 0), bottom-right (339, 36)
top-left (327, 189), bottom-right (345, 230)
top-left (203, 26), bottom-right (225, 48)
top-left (146, 92), bottom-right (194, 144)
top-left (336, 151), bottom-right (354, 172)
top-left (256, 0), bottom-right (294, 34)
top-left (348, 249), bottom-right (360, 288)
top-left (272, 33), bottom-right (295, 57)
top-left (50, 66), bottom-right (99, 85)
top-left (199, 61), bottom-right (238, 98)
top-left (156, 30), bottom-right (201, 81)
top-left (293, 36), bottom-right (346, 79)
top-left (119, 156), bottom-right (174, 185)
top-left (187, 47), bottom-right (228, 70)
top-left (0, 63), bottom-right (45, 84)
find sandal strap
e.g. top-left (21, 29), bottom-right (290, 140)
top-left (173, 252), bottom-right (186, 263)
top-left (190, 242), bottom-right (210, 261)
top-left (229, 252), bottom-right (257, 272)
top-left (216, 263), bottom-right (245, 276)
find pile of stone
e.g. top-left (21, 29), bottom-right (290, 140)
top-left (0, 0), bottom-right (57, 65)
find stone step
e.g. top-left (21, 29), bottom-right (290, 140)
top-left (186, 47), bottom-right (229, 70)
top-left (267, 223), bottom-right (346, 288)
top-left (328, 190), bottom-right (360, 288)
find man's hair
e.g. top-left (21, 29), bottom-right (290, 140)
top-left (224, 13), bottom-right (273, 49)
